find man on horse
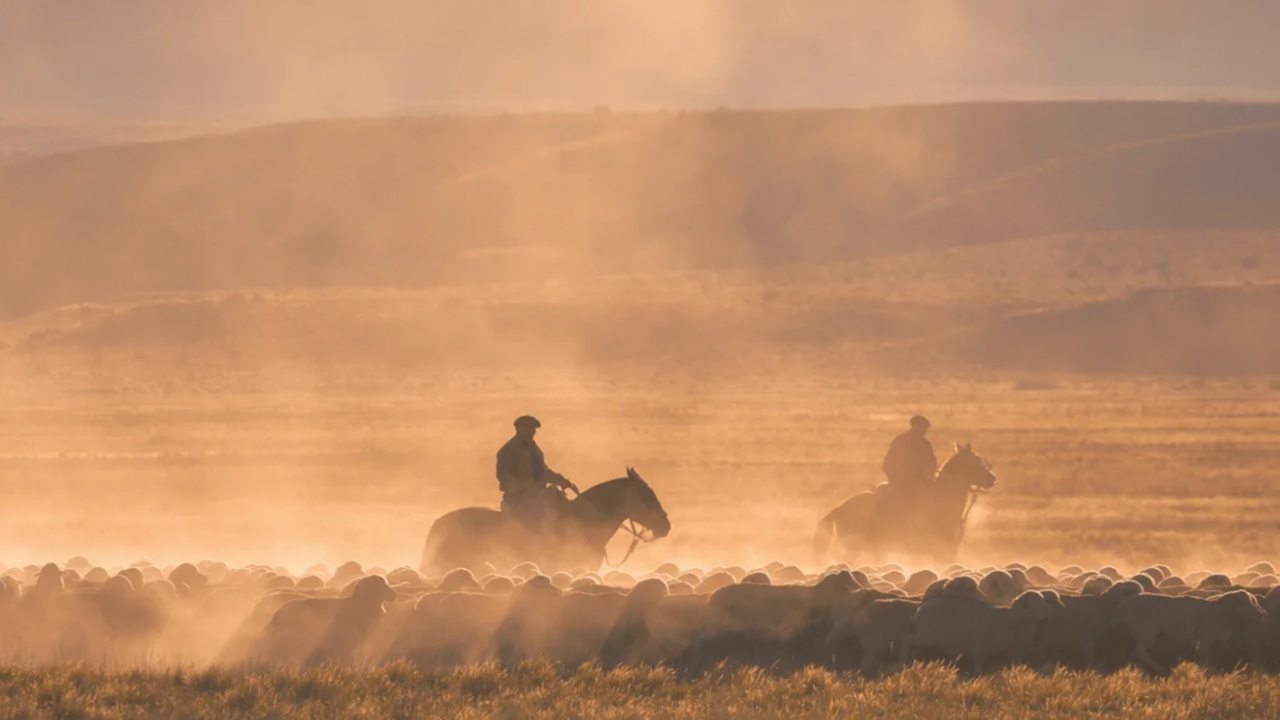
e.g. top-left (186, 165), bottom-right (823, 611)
top-left (496, 415), bottom-right (578, 532)
top-left (881, 415), bottom-right (938, 519)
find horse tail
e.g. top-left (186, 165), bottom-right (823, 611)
top-left (812, 506), bottom-right (842, 565)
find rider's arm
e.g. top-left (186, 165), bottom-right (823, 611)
top-left (547, 467), bottom-right (578, 492)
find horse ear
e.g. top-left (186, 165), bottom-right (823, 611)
top-left (965, 442), bottom-right (973, 452)
top-left (953, 441), bottom-right (962, 453)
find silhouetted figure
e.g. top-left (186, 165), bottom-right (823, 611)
top-left (496, 416), bottom-right (577, 531)
top-left (882, 416), bottom-right (938, 515)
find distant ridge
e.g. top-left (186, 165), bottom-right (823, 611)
top-left (938, 284), bottom-right (1280, 376)
top-left (4, 101), bottom-right (1280, 317)
top-left (900, 121), bottom-right (1280, 248)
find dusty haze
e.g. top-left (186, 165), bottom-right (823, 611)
top-left (5, 0), bottom-right (1280, 120)
top-left (1, 4), bottom-right (1279, 580)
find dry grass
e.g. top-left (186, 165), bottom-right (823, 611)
top-left (0, 662), bottom-right (1277, 719)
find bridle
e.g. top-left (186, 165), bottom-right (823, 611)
top-left (961, 486), bottom-right (989, 523)
top-left (605, 518), bottom-right (656, 568)
top-left (940, 455), bottom-right (993, 535)
top-left (567, 483), bottom-right (658, 568)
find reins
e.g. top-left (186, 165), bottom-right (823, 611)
top-left (568, 484), bottom-right (655, 568)
top-left (604, 519), bottom-right (654, 568)
top-left (961, 486), bottom-right (990, 524)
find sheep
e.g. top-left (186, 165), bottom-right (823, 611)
top-left (438, 568), bottom-right (481, 593)
top-left (1247, 562), bottom-right (1276, 577)
top-left (668, 581), bottom-right (695, 596)
top-left (169, 564), bottom-right (208, 593)
top-left (1138, 567), bottom-right (1167, 584)
top-left (251, 576), bottom-right (397, 668)
top-left (1129, 574), bottom-right (1158, 593)
top-left (508, 562), bottom-right (541, 581)
top-left (1082, 576), bottom-right (1114, 596)
top-left (903, 570), bottom-right (938, 597)
top-left (770, 566), bottom-right (807, 584)
top-left (483, 576), bottom-right (517, 595)
top-left (979, 570), bottom-right (1024, 606)
top-left (88, 575), bottom-right (170, 662)
top-left (694, 572), bottom-right (736, 595)
top-left (1044, 581), bottom-right (1142, 670)
top-left (903, 589), bottom-right (1058, 674)
top-left (385, 591), bottom-right (512, 666)
top-left (680, 571), bottom-right (857, 674)
top-left (600, 580), bottom-right (709, 669)
top-left (329, 561), bottom-right (364, 589)
top-left (654, 563), bottom-right (681, 578)
top-left (825, 595), bottom-right (920, 675)
top-left (603, 571), bottom-right (637, 588)
top-left (1199, 574), bottom-right (1234, 591)
top-left (214, 590), bottom-right (311, 665)
top-left (878, 570), bottom-right (906, 588)
top-left (494, 583), bottom-right (629, 667)
top-left (1111, 590), bottom-right (1267, 676)
top-left (1024, 566), bottom-right (1057, 588)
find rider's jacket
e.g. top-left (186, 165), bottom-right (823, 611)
top-left (496, 434), bottom-right (550, 496)
top-left (882, 430), bottom-right (938, 492)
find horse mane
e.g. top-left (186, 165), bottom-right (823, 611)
top-left (576, 473), bottom-right (649, 501)
top-left (576, 476), bottom-right (631, 501)
top-left (574, 471), bottom-right (657, 515)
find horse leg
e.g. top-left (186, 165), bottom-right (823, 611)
top-left (826, 496), bottom-right (883, 568)
top-left (833, 521), bottom-right (873, 568)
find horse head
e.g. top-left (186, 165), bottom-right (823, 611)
top-left (623, 467), bottom-right (672, 539)
top-left (941, 442), bottom-right (997, 493)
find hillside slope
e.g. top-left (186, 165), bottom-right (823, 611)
top-left (4, 102), bottom-right (1280, 317)
top-left (5, 233), bottom-right (1278, 381)
top-left (901, 121), bottom-right (1280, 247)
top-left (937, 284), bottom-right (1280, 375)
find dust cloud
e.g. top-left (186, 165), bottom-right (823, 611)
top-left (1, 2), bottom-right (1280, 591)
top-left (4, 1), bottom-right (1280, 120)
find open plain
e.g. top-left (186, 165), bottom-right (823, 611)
top-left (3, 34), bottom-right (1280, 711)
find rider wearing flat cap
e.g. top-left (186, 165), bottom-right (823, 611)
top-left (882, 415), bottom-right (938, 511)
top-left (496, 416), bottom-right (577, 528)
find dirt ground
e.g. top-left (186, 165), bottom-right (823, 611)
top-left (3, 369), bottom-right (1276, 574)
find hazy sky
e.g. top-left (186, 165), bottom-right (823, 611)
top-left (3, 0), bottom-right (1280, 121)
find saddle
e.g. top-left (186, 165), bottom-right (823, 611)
top-left (874, 482), bottom-right (925, 527)
top-left (503, 486), bottom-right (570, 538)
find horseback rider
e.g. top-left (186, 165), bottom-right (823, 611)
top-left (496, 415), bottom-right (578, 531)
top-left (881, 415), bottom-right (938, 516)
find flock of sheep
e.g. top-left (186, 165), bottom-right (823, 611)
top-left (1, 557), bottom-right (1277, 677)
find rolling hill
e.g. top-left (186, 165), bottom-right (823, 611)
top-left (900, 121), bottom-right (1280, 248)
top-left (0, 118), bottom-right (224, 166)
top-left (4, 234), bottom-right (1277, 381)
top-left (934, 284), bottom-right (1280, 376)
top-left (4, 101), bottom-right (1280, 318)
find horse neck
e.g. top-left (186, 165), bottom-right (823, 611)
top-left (570, 478), bottom-right (631, 542)
top-left (931, 463), bottom-right (974, 515)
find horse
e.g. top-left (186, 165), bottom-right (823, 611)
top-left (419, 467), bottom-right (671, 576)
top-left (812, 443), bottom-right (996, 565)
